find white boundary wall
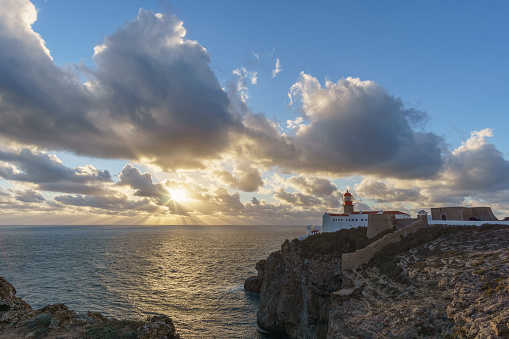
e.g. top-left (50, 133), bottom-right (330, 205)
top-left (429, 220), bottom-right (509, 226)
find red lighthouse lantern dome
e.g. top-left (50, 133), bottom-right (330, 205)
top-left (343, 190), bottom-right (353, 204)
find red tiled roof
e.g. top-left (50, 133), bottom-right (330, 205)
top-left (327, 210), bottom-right (409, 216)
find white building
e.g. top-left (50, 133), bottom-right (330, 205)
top-left (322, 190), bottom-right (410, 233)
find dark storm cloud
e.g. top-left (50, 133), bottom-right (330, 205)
top-left (0, 148), bottom-right (111, 194)
top-left (0, 3), bottom-right (236, 169)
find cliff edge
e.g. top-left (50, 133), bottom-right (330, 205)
top-left (251, 224), bottom-right (509, 338)
top-left (0, 277), bottom-right (180, 339)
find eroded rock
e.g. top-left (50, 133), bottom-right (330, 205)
top-left (254, 224), bottom-right (509, 338)
top-left (0, 276), bottom-right (180, 338)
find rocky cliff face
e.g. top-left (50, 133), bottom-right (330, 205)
top-left (254, 224), bottom-right (509, 338)
top-left (0, 276), bottom-right (179, 338)
top-left (256, 227), bottom-right (371, 338)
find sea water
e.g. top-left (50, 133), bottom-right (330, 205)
top-left (0, 225), bottom-right (302, 338)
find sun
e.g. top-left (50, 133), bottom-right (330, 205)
top-left (169, 189), bottom-right (189, 202)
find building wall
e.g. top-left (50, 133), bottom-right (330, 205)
top-left (470, 207), bottom-right (498, 221)
top-left (343, 204), bottom-right (354, 214)
top-left (431, 207), bottom-right (498, 221)
top-left (322, 213), bottom-right (369, 233)
top-left (428, 220), bottom-right (509, 226)
top-left (366, 214), bottom-right (395, 239)
top-left (431, 207), bottom-right (464, 221)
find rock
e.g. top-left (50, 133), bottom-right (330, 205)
top-left (0, 276), bottom-right (33, 324)
top-left (137, 315), bottom-right (180, 339)
top-left (244, 276), bottom-right (263, 293)
top-left (255, 259), bottom-right (266, 275)
top-left (253, 224), bottom-right (509, 338)
top-left (244, 259), bottom-right (267, 294)
top-left (492, 321), bottom-right (509, 337)
top-left (0, 276), bottom-right (180, 338)
top-left (256, 227), bottom-right (369, 338)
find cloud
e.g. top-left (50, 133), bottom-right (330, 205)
top-left (54, 193), bottom-right (163, 215)
top-left (284, 74), bottom-right (444, 178)
top-left (14, 188), bottom-right (46, 203)
top-left (353, 129), bottom-right (509, 216)
top-left (355, 178), bottom-right (423, 203)
top-left (0, 3), bottom-right (237, 170)
top-left (236, 74), bottom-right (444, 179)
top-left (0, 148), bottom-right (112, 194)
top-left (272, 58), bottom-right (282, 78)
top-left (441, 128), bottom-right (509, 193)
top-left (232, 67), bottom-right (257, 102)
top-left (287, 176), bottom-right (337, 197)
top-left (0, 186), bottom-right (59, 213)
top-left (274, 189), bottom-right (323, 207)
top-left (213, 163), bottom-right (264, 192)
top-left (117, 163), bottom-right (169, 199)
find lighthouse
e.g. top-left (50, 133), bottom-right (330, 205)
top-left (343, 190), bottom-right (354, 214)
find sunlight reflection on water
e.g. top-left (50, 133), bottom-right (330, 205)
top-left (0, 225), bottom-right (301, 338)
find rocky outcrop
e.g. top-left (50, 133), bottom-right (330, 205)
top-left (0, 276), bottom-right (180, 338)
top-left (329, 224), bottom-right (509, 338)
top-left (0, 276), bottom-right (34, 325)
top-left (254, 224), bottom-right (509, 338)
top-left (244, 259), bottom-right (266, 293)
top-left (256, 227), bottom-right (371, 338)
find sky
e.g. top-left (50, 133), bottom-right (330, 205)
top-left (1, 0), bottom-right (508, 225)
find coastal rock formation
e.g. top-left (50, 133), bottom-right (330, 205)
top-left (0, 276), bottom-right (33, 324)
top-left (244, 259), bottom-right (266, 293)
top-left (253, 224), bottom-right (509, 338)
top-left (0, 277), bottom-right (180, 338)
top-left (256, 227), bottom-right (371, 338)
top-left (329, 225), bottom-right (509, 338)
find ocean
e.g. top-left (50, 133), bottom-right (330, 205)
top-left (0, 224), bottom-right (303, 338)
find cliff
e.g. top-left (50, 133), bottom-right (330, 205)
top-left (255, 227), bottom-right (372, 338)
top-left (252, 224), bottom-right (509, 338)
top-left (0, 277), bottom-right (180, 339)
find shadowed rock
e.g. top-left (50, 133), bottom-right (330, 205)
top-left (0, 276), bottom-right (180, 338)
